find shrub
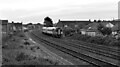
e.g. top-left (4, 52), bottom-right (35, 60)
top-left (2, 45), bottom-right (8, 49)
top-left (15, 52), bottom-right (29, 61)
top-left (24, 41), bottom-right (30, 45)
top-left (63, 28), bottom-right (75, 36)
top-left (103, 37), bottom-right (113, 45)
top-left (109, 40), bottom-right (120, 46)
top-left (93, 36), bottom-right (104, 44)
top-left (77, 35), bottom-right (86, 41)
top-left (87, 37), bottom-right (96, 43)
top-left (19, 34), bottom-right (25, 37)
top-left (69, 33), bottom-right (120, 47)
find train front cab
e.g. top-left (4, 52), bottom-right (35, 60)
top-left (55, 28), bottom-right (63, 38)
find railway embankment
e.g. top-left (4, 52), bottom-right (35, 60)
top-left (2, 31), bottom-right (66, 66)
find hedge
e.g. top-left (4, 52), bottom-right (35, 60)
top-left (69, 34), bottom-right (120, 47)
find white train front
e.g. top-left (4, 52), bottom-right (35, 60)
top-left (42, 27), bottom-right (63, 38)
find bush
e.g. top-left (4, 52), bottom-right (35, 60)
top-left (109, 40), bottom-right (120, 46)
top-left (3, 58), bottom-right (10, 63)
top-left (15, 52), bottom-right (29, 61)
top-left (103, 37), bottom-right (113, 45)
top-left (79, 35), bottom-right (90, 41)
top-left (24, 41), bottom-right (30, 45)
top-left (2, 45), bottom-right (8, 49)
top-left (69, 33), bottom-right (120, 47)
top-left (19, 34), bottom-right (25, 37)
top-left (88, 37), bottom-right (97, 43)
top-left (63, 28), bottom-right (75, 36)
top-left (93, 36), bottom-right (105, 44)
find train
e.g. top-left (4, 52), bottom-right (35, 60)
top-left (42, 27), bottom-right (63, 38)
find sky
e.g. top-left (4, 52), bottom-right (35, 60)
top-left (0, 0), bottom-right (120, 24)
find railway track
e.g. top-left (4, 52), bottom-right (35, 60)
top-left (34, 31), bottom-right (120, 60)
top-left (66, 39), bottom-right (120, 54)
top-left (52, 38), bottom-right (120, 60)
top-left (30, 32), bottom-right (119, 67)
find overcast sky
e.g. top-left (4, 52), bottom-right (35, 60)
top-left (0, 0), bottom-right (119, 24)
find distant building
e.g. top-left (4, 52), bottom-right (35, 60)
top-left (111, 20), bottom-right (120, 31)
top-left (112, 24), bottom-right (119, 35)
top-left (56, 19), bottom-right (91, 29)
top-left (101, 22), bottom-right (114, 28)
top-left (0, 20), bottom-right (9, 36)
top-left (80, 22), bottom-right (116, 36)
top-left (27, 24), bottom-right (34, 30)
top-left (81, 22), bottom-right (101, 36)
top-left (13, 22), bottom-right (23, 32)
top-left (34, 23), bottom-right (43, 30)
top-left (8, 22), bottom-right (14, 34)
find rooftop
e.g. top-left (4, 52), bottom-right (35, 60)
top-left (0, 20), bottom-right (8, 25)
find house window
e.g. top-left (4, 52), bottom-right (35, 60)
top-left (87, 32), bottom-right (96, 36)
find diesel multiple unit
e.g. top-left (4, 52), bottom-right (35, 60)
top-left (42, 27), bottom-right (63, 38)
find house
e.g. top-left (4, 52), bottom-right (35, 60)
top-left (112, 23), bottom-right (119, 35)
top-left (0, 20), bottom-right (9, 36)
top-left (86, 30), bottom-right (97, 36)
top-left (80, 29), bottom-right (86, 35)
top-left (0, 20), bottom-right (10, 43)
top-left (56, 19), bottom-right (91, 33)
top-left (13, 22), bottom-right (23, 32)
top-left (34, 23), bottom-right (43, 30)
top-left (81, 22), bottom-right (102, 36)
top-left (8, 22), bottom-right (14, 35)
top-left (56, 19), bottom-right (91, 29)
top-left (80, 22), bottom-right (115, 37)
top-left (106, 20), bottom-right (120, 30)
top-left (27, 24), bottom-right (34, 30)
top-left (101, 22), bottom-right (114, 28)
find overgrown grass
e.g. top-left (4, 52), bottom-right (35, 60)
top-left (67, 33), bottom-right (120, 47)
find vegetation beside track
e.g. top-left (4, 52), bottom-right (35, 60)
top-left (31, 32), bottom-right (119, 66)
top-left (65, 33), bottom-right (120, 47)
top-left (2, 31), bottom-right (63, 66)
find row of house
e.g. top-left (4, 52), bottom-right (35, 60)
top-left (56, 19), bottom-right (119, 38)
top-left (56, 19), bottom-right (91, 29)
top-left (56, 19), bottom-right (91, 33)
top-left (80, 22), bottom-right (119, 38)
top-left (23, 23), bottom-right (42, 30)
top-left (0, 20), bottom-right (23, 38)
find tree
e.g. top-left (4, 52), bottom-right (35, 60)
top-left (27, 23), bottom-right (32, 25)
top-left (102, 27), bottom-right (112, 35)
top-left (97, 23), bottom-right (112, 36)
top-left (94, 20), bottom-right (97, 22)
top-left (37, 23), bottom-right (41, 25)
top-left (44, 17), bottom-right (53, 27)
top-left (98, 20), bottom-right (101, 22)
